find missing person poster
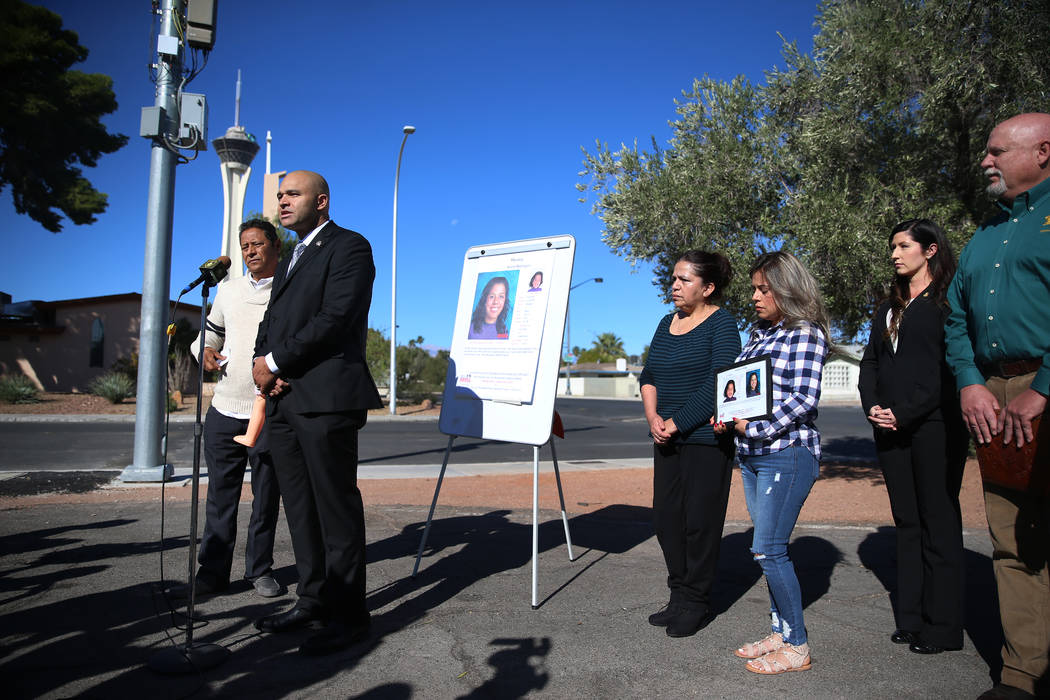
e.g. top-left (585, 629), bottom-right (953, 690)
top-left (714, 355), bottom-right (772, 423)
top-left (450, 250), bottom-right (555, 402)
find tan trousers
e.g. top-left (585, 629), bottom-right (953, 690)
top-left (981, 372), bottom-right (1050, 694)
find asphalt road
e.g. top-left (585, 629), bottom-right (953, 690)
top-left (0, 398), bottom-right (875, 472)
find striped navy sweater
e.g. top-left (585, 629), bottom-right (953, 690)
top-left (639, 308), bottom-right (741, 444)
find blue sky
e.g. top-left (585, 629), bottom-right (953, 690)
top-left (4, 0), bottom-right (818, 357)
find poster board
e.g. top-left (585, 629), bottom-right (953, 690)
top-left (439, 235), bottom-right (575, 446)
top-left (713, 355), bottom-right (773, 423)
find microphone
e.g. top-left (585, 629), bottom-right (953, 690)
top-left (180, 256), bottom-right (231, 295)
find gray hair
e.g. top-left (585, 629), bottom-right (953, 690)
top-left (749, 251), bottom-right (831, 341)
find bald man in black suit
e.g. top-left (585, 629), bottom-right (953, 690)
top-left (252, 169), bottom-right (383, 656)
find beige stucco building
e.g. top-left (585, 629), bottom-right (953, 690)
top-left (0, 292), bottom-right (201, 393)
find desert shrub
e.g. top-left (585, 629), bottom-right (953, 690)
top-left (110, 354), bottom-right (137, 383)
top-left (89, 372), bottom-right (136, 404)
top-left (168, 346), bottom-right (194, 394)
top-left (0, 374), bottom-right (40, 404)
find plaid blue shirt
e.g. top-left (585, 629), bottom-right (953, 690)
top-left (734, 320), bottom-right (828, 460)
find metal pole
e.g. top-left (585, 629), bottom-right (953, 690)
top-left (412, 435), bottom-right (455, 577)
top-left (562, 277), bottom-right (602, 398)
top-left (185, 285), bottom-right (211, 643)
top-left (389, 126), bottom-right (415, 414)
top-left (548, 438), bottom-right (575, 561)
top-left (564, 304), bottom-right (573, 395)
top-left (123, 0), bottom-right (182, 482)
top-left (531, 445), bottom-right (540, 609)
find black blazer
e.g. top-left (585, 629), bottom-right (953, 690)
top-left (255, 221), bottom-right (383, 414)
top-left (858, 285), bottom-right (961, 431)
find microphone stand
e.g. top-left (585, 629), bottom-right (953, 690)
top-left (149, 280), bottom-right (229, 674)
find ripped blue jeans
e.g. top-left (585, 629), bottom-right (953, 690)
top-left (739, 445), bottom-right (819, 646)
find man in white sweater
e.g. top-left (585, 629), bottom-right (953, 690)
top-left (193, 219), bottom-right (284, 597)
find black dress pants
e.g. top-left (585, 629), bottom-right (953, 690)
top-left (652, 440), bottom-right (734, 613)
top-left (876, 418), bottom-right (968, 648)
top-left (199, 406), bottom-right (280, 584)
top-left (266, 403), bottom-right (369, 627)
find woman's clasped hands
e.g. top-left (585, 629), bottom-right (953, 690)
top-left (649, 415), bottom-right (678, 444)
top-left (866, 405), bottom-right (898, 431)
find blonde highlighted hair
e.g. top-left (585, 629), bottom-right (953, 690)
top-left (749, 251), bottom-right (831, 341)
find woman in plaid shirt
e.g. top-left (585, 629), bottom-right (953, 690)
top-left (716, 251), bottom-right (830, 675)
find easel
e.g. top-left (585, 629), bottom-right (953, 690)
top-left (411, 434), bottom-right (575, 609)
top-left (412, 234), bottom-right (578, 608)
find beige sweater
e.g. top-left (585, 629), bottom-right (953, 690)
top-left (192, 275), bottom-right (272, 417)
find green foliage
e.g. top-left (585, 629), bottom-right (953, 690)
top-left (367, 328), bottom-right (448, 403)
top-left (168, 318), bottom-right (197, 357)
top-left (0, 374), bottom-right (40, 403)
top-left (0, 1), bottom-right (127, 232)
top-left (110, 353), bottom-right (137, 382)
top-left (575, 332), bottom-right (627, 363)
top-left (396, 336), bottom-right (448, 403)
top-left (580, 76), bottom-right (778, 323)
top-left (89, 371), bottom-right (135, 404)
top-left (366, 327), bottom-right (390, 388)
top-left (579, 0), bottom-right (1050, 339)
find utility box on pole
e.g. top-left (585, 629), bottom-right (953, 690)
top-left (186, 0), bottom-right (217, 49)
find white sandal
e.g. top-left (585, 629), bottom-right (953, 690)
top-left (734, 633), bottom-right (784, 659)
top-left (744, 643), bottom-right (812, 675)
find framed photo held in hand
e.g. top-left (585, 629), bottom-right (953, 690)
top-left (714, 355), bottom-right (772, 424)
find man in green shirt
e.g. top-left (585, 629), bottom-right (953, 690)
top-left (946, 113), bottom-right (1050, 700)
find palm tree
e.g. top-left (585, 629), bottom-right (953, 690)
top-left (591, 332), bottom-right (626, 362)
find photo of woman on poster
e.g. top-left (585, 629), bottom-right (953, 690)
top-left (746, 370), bottom-right (761, 397)
top-left (468, 274), bottom-right (513, 339)
top-left (723, 380), bottom-right (737, 402)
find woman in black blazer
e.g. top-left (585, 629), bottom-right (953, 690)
top-left (859, 219), bottom-right (969, 655)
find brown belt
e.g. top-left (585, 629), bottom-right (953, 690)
top-left (983, 358), bottom-right (1042, 378)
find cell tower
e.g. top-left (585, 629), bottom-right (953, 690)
top-left (212, 69), bottom-right (259, 277)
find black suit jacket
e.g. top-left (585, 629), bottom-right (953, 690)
top-left (858, 286), bottom-right (960, 431)
top-left (254, 221), bottom-right (383, 414)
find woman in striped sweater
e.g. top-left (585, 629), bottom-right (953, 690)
top-left (639, 250), bottom-right (742, 638)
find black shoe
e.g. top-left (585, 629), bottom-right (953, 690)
top-left (193, 574), bottom-right (229, 597)
top-left (890, 629), bottom-right (918, 645)
top-left (909, 640), bottom-right (961, 655)
top-left (976, 684), bottom-right (1036, 700)
top-left (255, 607), bottom-right (325, 633)
top-left (299, 622), bottom-right (370, 656)
top-left (648, 604), bottom-right (679, 627)
top-left (666, 609), bottom-right (714, 638)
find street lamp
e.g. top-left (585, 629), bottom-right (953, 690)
top-left (390, 125), bottom-right (415, 415)
top-left (564, 277), bottom-right (603, 396)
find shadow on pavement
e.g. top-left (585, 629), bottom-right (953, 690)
top-left (819, 460), bottom-right (885, 484)
top-left (820, 435), bottom-right (878, 467)
top-left (0, 470), bottom-right (121, 497)
top-left (857, 525), bottom-right (1002, 684)
top-left (712, 528), bottom-right (844, 617)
